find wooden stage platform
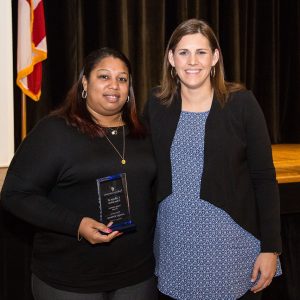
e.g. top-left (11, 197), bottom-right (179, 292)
top-left (272, 144), bottom-right (300, 184)
top-left (271, 144), bottom-right (300, 214)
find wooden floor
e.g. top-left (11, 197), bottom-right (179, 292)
top-left (272, 144), bottom-right (300, 184)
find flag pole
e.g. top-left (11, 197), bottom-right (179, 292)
top-left (21, 92), bottom-right (27, 140)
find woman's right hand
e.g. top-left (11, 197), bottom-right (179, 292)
top-left (78, 217), bottom-right (121, 244)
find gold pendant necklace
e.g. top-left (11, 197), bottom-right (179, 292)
top-left (101, 126), bottom-right (126, 165)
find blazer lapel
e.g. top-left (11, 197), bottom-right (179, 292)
top-left (158, 91), bottom-right (182, 151)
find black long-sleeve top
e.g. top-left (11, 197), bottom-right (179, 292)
top-left (1, 116), bottom-right (157, 292)
top-left (144, 88), bottom-right (282, 253)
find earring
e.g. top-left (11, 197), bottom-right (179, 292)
top-left (210, 66), bottom-right (216, 78)
top-left (82, 89), bottom-right (87, 99)
top-left (170, 67), bottom-right (177, 79)
top-left (127, 96), bottom-right (130, 103)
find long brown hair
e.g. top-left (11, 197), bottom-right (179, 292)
top-left (157, 19), bottom-right (244, 105)
top-left (52, 47), bottom-right (145, 138)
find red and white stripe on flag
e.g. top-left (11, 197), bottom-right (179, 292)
top-left (16, 0), bottom-right (47, 101)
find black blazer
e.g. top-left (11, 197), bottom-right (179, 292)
top-left (145, 88), bottom-right (282, 252)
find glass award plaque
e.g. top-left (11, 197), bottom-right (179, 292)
top-left (96, 173), bottom-right (136, 232)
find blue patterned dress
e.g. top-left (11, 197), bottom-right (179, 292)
top-left (154, 111), bottom-right (281, 300)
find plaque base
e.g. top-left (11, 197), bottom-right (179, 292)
top-left (110, 220), bottom-right (136, 232)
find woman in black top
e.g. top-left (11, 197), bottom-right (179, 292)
top-left (1, 48), bottom-right (157, 300)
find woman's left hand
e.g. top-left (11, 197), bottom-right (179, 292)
top-left (250, 252), bottom-right (277, 293)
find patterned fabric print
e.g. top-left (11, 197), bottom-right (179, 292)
top-left (154, 111), bottom-right (282, 300)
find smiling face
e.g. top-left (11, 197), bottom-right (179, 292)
top-left (82, 56), bottom-right (129, 118)
top-left (168, 33), bottom-right (219, 91)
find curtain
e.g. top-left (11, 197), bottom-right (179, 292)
top-left (2, 0), bottom-right (300, 299)
top-left (11, 0), bottom-right (300, 147)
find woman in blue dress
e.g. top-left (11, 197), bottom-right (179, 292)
top-left (145, 19), bottom-right (282, 300)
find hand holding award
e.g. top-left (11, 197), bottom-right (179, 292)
top-left (78, 217), bottom-right (122, 244)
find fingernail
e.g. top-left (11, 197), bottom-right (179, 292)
top-left (106, 229), bottom-right (112, 233)
top-left (251, 279), bottom-right (255, 283)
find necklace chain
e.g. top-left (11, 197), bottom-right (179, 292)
top-left (101, 126), bottom-right (126, 165)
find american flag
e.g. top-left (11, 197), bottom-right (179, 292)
top-left (16, 0), bottom-right (47, 101)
